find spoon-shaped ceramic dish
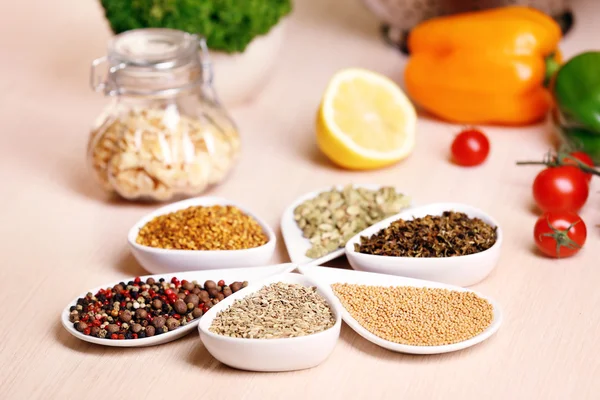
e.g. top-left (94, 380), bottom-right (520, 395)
top-left (297, 265), bottom-right (502, 355)
top-left (198, 272), bottom-right (342, 372)
top-left (345, 202), bottom-right (502, 287)
top-left (61, 263), bottom-right (296, 348)
top-left (280, 184), bottom-right (411, 266)
top-left (128, 196), bottom-right (277, 274)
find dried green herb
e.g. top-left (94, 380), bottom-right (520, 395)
top-left (355, 211), bottom-right (497, 257)
top-left (294, 185), bottom-right (410, 259)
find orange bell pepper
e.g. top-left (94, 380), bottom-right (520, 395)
top-left (404, 6), bottom-right (562, 126)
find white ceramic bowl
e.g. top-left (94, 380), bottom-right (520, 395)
top-left (198, 272), bottom-right (342, 372)
top-left (128, 196), bottom-right (276, 274)
top-left (298, 265), bottom-right (503, 355)
top-left (61, 263), bottom-right (296, 347)
top-left (280, 184), bottom-right (412, 266)
top-left (345, 203), bottom-right (502, 287)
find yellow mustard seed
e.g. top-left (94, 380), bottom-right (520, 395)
top-left (136, 205), bottom-right (268, 250)
top-left (331, 283), bottom-right (494, 346)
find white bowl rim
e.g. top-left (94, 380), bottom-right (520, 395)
top-left (127, 196), bottom-right (276, 256)
top-left (345, 202), bottom-right (503, 263)
top-left (198, 272), bottom-right (342, 345)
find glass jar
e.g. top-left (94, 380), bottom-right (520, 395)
top-left (88, 28), bottom-right (240, 201)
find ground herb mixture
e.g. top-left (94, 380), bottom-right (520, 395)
top-left (294, 185), bottom-right (410, 258)
top-left (331, 283), bottom-right (494, 346)
top-left (355, 211), bottom-right (497, 257)
top-left (69, 276), bottom-right (247, 340)
top-left (136, 205), bottom-right (268, 250)
top-left (209, 282), bottom-right (336, 339)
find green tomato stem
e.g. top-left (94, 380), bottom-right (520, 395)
top-left (516, 151), bottom-right (600, 176)
top-left (540, 218), bottom-right (581, 258)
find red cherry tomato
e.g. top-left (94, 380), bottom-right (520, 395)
top-left (451, 128), bottom-right (490, 166)
top-left (532, 166), bottom-right (589, 212)
top-left (534, 211), bottom-right (586, 258)
top-left (560, 151), bottom-right (594, 182)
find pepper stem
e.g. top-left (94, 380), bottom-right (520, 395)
top-left (544, 54), bottom-right (561, 87)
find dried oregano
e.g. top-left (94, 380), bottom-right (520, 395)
top-left (355, 211), bottom-right (497, 257)
top-left (209, 282), bottom-right (335, 339)
top-left (294, 185), bottom-right (410, 258)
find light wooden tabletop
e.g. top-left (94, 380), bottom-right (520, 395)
top-left (1, 0), bottom-right (599, 399)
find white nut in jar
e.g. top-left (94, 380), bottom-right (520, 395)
top-left (90, 107), bottom-right (240, 201)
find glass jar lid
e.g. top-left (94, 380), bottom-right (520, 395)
top-left (109, 28), bottom-right (198, 70)
top-left (90, 28), bottom-right (213, 96)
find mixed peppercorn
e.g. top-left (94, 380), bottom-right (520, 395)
top-left (69, 276), bottom-right (247, 340)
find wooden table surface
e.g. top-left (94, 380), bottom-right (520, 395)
top-left (2, 0), bottom-right (599, 398)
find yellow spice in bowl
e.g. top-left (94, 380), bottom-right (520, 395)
top-left (331, 283), bottom-right (494, 346)
top-left (136, 205), bottom-right (268, 250)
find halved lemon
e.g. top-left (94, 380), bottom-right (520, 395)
top-left (316, 68), bottom-right (417, 170)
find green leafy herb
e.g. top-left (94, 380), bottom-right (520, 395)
top-left (100, 0), bottom-right (292, 53)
